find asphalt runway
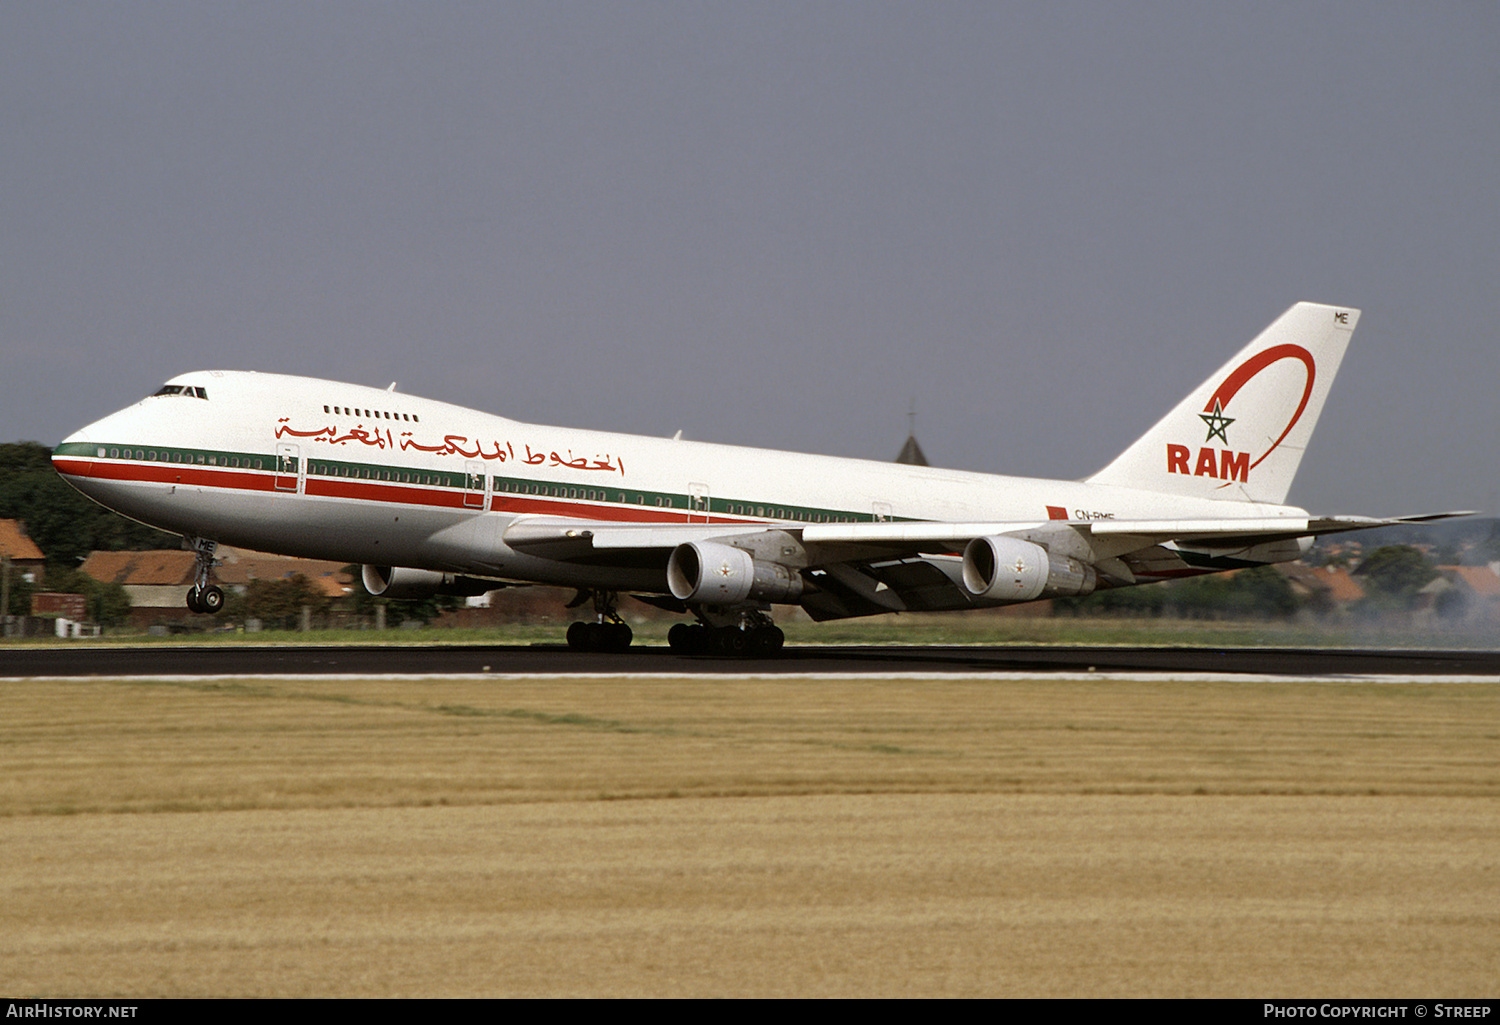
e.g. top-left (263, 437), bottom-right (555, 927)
top-left (4, 642), bottom-right (1498, 677)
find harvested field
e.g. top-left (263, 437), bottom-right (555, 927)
top-left (2, 674), bottom-right (1498, 996)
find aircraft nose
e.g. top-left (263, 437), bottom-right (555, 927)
top-left (52, 426), bottom-right (95, 477)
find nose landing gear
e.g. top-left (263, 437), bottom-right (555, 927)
top-left (183, 537), bottom-right (225, 615)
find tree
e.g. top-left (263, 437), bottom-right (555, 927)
top-left (242, 574), bottom-right (331, 631)
top-left (40, 566), bottom-right (132, 628)
top-left (0, 442), bottom-right (177, 565)
top-left (1479, 521), bottom-right (1500, 565)
top-left (1053, 565), bottom-right (1300, 620)
top-left (3, 564), bottom-right (35, 616)
top-left (344, 565), bottom-right (465, 627)
top-left (1356, 545), bottom-right (1438, 612)
top-left (1154, 566), bottom-right (1301, 621)
top-left (1053, 583), bottom-right (1166, 617)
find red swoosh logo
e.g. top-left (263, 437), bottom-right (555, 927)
top-left (1205, 343), bottom-right (1315, 474)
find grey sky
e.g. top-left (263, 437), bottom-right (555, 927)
top-left (4, 2), bottom-right (1496, 516)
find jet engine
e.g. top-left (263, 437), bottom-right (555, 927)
top-left (666, 541), bottom-right (804, 605)
top-left (361, 564), bottom-right (496, 599)
top-left (960, 535), bottom-right (1097, 602)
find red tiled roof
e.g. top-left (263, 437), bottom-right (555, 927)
top-left (1318, 566), bottom-right (1366, 603)
top-left (1441, 566), bottom-right (1500, 597)
top-left (80, 548), bottom-right (354, 596)
top-left (79, 550), bottom-right (197, 586)
top-left (0, 520), bottom-right (46, 562)
top-left (217, 558), bottom-right (353, 597)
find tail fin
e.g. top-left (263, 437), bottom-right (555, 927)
top-left (1086, 302), bottom-right (1358, 505)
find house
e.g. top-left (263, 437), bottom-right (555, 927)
top-left (0, 519), bottom-right (47, 583)
top-left (1276, 562), bottom-right (1366, 614)
top-left (1426, 565), bottom-right (1500, 626)
top-left (214, 551), bottom-right (354, 601)
top-left (78, 550), bottom-right (200, 615)
top-left (79, 546), bottom-right (355, 628)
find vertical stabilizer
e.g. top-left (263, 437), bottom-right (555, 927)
top-left (1086, 302), bottom-right (1358, 505)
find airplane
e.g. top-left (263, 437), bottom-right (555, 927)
top-left (51, 302), bottom-right (1464, 655)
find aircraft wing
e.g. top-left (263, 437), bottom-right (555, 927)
top-left (502, 510), bottom-right (1471, 620)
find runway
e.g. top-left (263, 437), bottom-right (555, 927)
top-left (4, 642), bottom-right (1498, 678)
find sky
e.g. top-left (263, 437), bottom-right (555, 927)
top-left (3, 2), bottom-right (1496, 517)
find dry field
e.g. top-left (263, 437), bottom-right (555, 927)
top-left (2, 673), bottom-right (1497, 997)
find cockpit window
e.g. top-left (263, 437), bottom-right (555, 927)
top-left (152, 384), bottom-right (208, 399)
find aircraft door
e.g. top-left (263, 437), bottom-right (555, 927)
top-left (275, 444), bottom-right (302, 493)
top-left (464, 461), bottom-right (487, 509)
top-left (689, 483), bottom-right (710, 524)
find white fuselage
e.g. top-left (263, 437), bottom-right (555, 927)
top-left (53, 370), bottom-right (1304, 592)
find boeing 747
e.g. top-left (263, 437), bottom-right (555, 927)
top-left (52, 302), bottom-right (1462, 654)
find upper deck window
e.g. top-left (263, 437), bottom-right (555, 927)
top-left (326, 401), bottom-right (418, 422)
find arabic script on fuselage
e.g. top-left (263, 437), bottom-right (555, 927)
top-left (275, 419), bottom-right (625, 474)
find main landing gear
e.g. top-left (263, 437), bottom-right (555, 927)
top-left (667, 607), bottom-right (785, 657)
top-left (561, 591), bottom-right (786, 657)
top-left (565, 589), bottom-right (634, 652)
top-left (184, 536), bottom-right (225, 615)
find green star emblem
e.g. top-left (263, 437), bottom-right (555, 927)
top-left (1199, 400), bottom-right (1234, 445)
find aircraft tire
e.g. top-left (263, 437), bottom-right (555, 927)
top-left (749, 626), bottom-right (785, 656)
top-left (668, 623), bottom-right (710, 655)
top-left (712, 627), bottom-right (750, 657)
top-left (185, 587), bottom-right (203, 613)
top-left (200, 585), bottom-right (225, 614)
top-left (569, 621), bottom-right (633, 652)
top-left (584, 622), bottom-right (608, 651)
top-left (605, 622), bottom-right (633, 652)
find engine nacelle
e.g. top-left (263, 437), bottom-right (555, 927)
top-left (666, 541), bottom-right (804, 605)
top-left (361, 564), bottom-right (496, 599)
top-left (961, 535), bottom-right (1097, 603)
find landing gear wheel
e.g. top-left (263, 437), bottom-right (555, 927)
top-left (184, 538), bottom-right (224, 616)
top-left (568, 620), bottom-right (634, 652)
top-left (669, 619), bottom-right (782, 658)
top-left (583, 622), bottom-right (607, 651)
top-left (669, 623), bottom-right (711, 655)
top-left (748, 625), bottom-right (785, 656)
top-left (186, 585), bottom-right (225, 615)
top-left (711, 626), bottom-right (750, 657)
top-left (605, 622), bottom-right (633, 652)
top-left (565, 591), bottom-right (634, 652)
